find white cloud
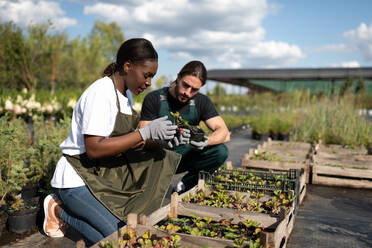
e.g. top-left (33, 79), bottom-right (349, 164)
top-left (344, 22), bottom-right (372, 61)
top-left (329, 61), bottom-right (360, 68)
top-left (83, 0), bottom-right (304, 69)
top-left (0, 0), bottom-right (77, 30)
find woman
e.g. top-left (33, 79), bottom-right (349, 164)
top-left (43, 38), bottom-right (181, 246)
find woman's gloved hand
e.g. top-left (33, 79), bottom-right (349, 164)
top-left (139, 116), bottom-right (177, 141)
top-left (190, 136), bottom-right (208, 150)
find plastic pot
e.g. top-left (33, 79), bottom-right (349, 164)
top-left (190, 128), bottom-right (205, 142)
top-left (0, 211), bottom-right (8, 237)
top-left (7, 204), bottom-right (39, 234)
top-left (278, 133), bottom-right (290, 141)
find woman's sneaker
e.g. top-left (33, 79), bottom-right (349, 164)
top-left (43, 194), bottom-right (67, 238)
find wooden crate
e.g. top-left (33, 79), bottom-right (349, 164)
top-left (312, 140), bottom-right (372, 188)
top-left (225, 161), bottom-right (306, 206)
top-left (143, 182), bottom-right (296, 248)
top-left (242, 146), bottom-right (311, 184)
top-left (264, 138), bottom-right (313, 158)
top-left (91, 214), bottom-right (203, 248)
top-left (312, 153), bottom-right (372, 189)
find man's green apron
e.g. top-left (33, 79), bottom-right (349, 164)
top-left (158, 87), bottom-right (197, 155)
top-left (64, 79), bottom-right (181, 221)
top-left (157, 87), bottom-right (228, 190)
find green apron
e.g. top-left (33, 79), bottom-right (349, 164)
top-left (158, 87), bottom-right (198, 155)
top-left (64, 79), bottom-right (181, 221)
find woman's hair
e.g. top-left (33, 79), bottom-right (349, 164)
top-left (177, 60), bottom-right (207, 85)
top-left (103, 38), bottom-right (158, 76)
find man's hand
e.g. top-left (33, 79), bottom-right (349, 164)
top-left (178, 128), bottom-right (191, 145)
top-left (190, 136), bottom-right (208, 150)
top-left (167, 128), bottom-right (191, 148)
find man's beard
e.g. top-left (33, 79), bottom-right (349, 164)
top-left (175, 84), bottom-right (190, 103)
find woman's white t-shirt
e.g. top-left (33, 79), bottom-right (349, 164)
top-left (51, 76), bottom-right (133, 188)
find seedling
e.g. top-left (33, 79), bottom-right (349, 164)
top-left (170, 112), bottom-right (205, 142)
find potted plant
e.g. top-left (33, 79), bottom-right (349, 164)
top-left (0, 116), bottom-right (30, 235)
top-left (6, 196), bottom-right (39, 234)
top-left (366, 139), bottom-right (372, 155)
top-left (250, 113), bottom-right (271, 141)
top-left (170, 112), bottom-right (205, 142)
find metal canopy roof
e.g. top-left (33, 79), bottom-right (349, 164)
top-left (207, 67), bottom-right (372, 92)
top-left (208, 67), bottom-right (372, 81)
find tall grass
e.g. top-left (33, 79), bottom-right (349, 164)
top-left (291, 95), bottom-right (372, 147)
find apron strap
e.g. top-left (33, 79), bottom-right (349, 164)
top-left (111, 75), bottom-right (121, 113)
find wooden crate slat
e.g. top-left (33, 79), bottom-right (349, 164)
top-left (312, 175), bottom-right (372, 189)
top-left (316, 141), bottom-right (368, 155)
top-left (316, 152), bottom-right (372, 162)
top-left (314, 154), bottom-right (372, 170)
top-left (314, 164), bottom-right (372, 179)
top-left (145, 204), bottom-right (170, 228)
top-left (267, 138), bottom-right (312, 150)
top-left (298, 171), bottom-right (307, 205)
top-left (242, 158), bottom-right (307, 170)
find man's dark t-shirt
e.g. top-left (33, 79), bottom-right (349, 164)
top-left (140, 87), bottom-right (219, 125)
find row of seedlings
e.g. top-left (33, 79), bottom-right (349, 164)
top-left (241, 138), bottom-right (312, 204)
top-left (312, 140), bottom-right (372, 189)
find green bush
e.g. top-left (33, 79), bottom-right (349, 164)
top-left (0, 116), bottom-right (30, 205)
top-left (30, 116), bottom-right (71, 191)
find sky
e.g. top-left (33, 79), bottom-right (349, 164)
top-left (1, 0), bottom-right (372, 93)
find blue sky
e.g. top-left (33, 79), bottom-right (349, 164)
top-left (1, 0), bottom-right (372, 93)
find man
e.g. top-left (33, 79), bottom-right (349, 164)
top-left (140, 60), bottom-right (230, 193)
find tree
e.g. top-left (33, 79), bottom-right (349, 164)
top-left (90, 21), bottom-right (125, 62)
top-left (44, 32), bottom-right (69, 94)
top-left (0, 22), bottom-right (25, 90)
top-left (208, 83), bottom-right (227, 96)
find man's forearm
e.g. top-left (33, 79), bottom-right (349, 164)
top-left (206, 127), bottom-right (230, 146)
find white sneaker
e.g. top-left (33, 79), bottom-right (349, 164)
top-left (43, 194), bottom-right (67, 238)
top-left (176, 181), bottom-right (186, 193)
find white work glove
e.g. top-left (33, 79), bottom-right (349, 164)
top-left (190, 136), bottom-right (208, 150)
top-left (167, 128), bottom-right (191, 148)
top-left (139, 116), bottom-right (177, 141)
